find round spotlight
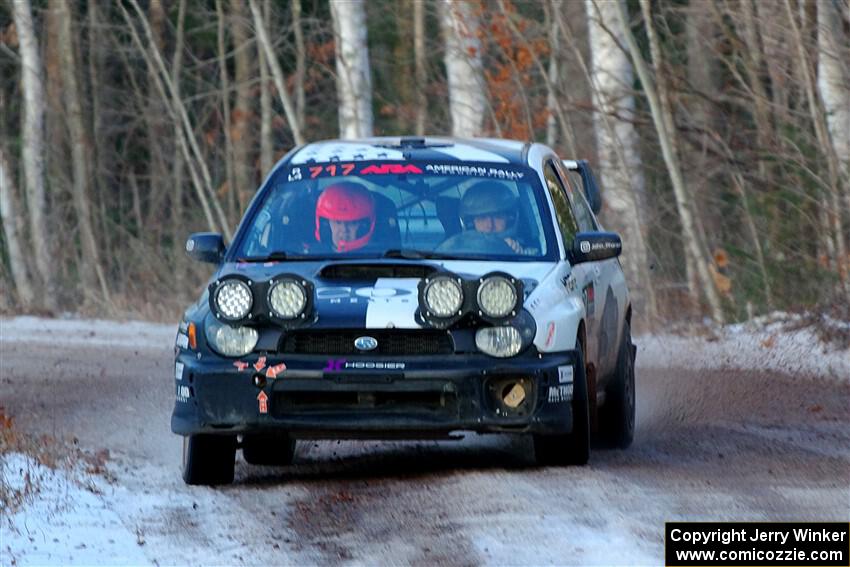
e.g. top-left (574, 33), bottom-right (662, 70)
top-left (423, 277), bottom-right (464, 318)
top-left (477, 276), bottom-right (517, 318)
top-left (214, 279), bottom-right (253, 320)
top-left (268, 280), bottom-right (307, 319)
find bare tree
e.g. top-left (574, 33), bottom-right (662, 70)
top-left (618, 0), bottom-right (725, 323)
top-left (440, 0), bottom-right (487, 137)
top-left (249, 0), bottom-right (305, 146)
top-left (330, 0), bottom-right (374, 139)
top-left (0, 147), bottom-right (35, 308)
top-left (258, 0), bottom-right (274, 174)
top-left (230, 0), bottom-right (256, 208)
top-left (11, 0), bottom-right (58, 310)
top-left (52, 0), bottom-right (111, 305)
top-left (292, 0), bottom-right (307, 132)
top-left (414, 0), bottom-right (427, 136)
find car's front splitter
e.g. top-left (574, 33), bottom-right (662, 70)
top-left (171, 351), bottom-right (579, 439)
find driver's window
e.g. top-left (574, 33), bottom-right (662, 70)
top-left (544, 161), bottom-right (578, 249)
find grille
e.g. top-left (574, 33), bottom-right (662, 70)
top-left (280, 329), bottom-right (453, 355)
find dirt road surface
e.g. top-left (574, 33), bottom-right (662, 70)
top-left (1, 318), bottom-right (848, 565)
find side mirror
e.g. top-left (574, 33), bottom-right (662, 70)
top-left (571, 231), bottom-right (622, 264)
top-left (186, 232), bottom-right (226, 264)
top-left (577, 161), bottom-right (603, 215)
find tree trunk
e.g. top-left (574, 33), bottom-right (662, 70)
top-left (216, 0), bottom-right (237, 223)
top-left (53, 0), bottom-right (111, 305)
top-left (0, 147), bottom-right (35, 308)
top-left (330, 0), bottom-right (374, 139)
top-left (414, 0), bottom-right (427, 136)
top-left (817, 0), bottom-right (850, 291)
top-left (258, 0), bottom-right (274, 174)
top-left (12, 0), bottom-right (58, 311)
top-left (292, 0), bottom-right (306, 132)
top-left (440, 0), bottom-right (487, 137)
top-left (249, 0), bottom-right (305, 146)
top-left (546, 4), bottom-right (560, 147)
top-left (619, 0), bottom-right (725, 323)
top-left (585, 0), bottom-right (658, 321)
top-left (230, 0), bottom-right (255, 210)
top-left (171, 0), bottom-right (187, 283)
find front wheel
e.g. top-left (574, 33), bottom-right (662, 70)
top-left (182, 434), bottom-right (236, 485)
top-left (533, 347), bottom-right (590, 466)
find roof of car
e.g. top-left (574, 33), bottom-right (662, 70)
top-left (289, 136), bottom-right (531, 166)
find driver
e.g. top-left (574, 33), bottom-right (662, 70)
top-left (460, 182), bottom-right (530, 254)
top-left (315, 182), bottom-right (376, 252)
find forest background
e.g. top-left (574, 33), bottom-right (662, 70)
top-left (1, 0), bottom-right (848, 327)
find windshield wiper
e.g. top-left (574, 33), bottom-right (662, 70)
top-left (382, 248), bottom-right (450, 260)
top-left (236, 251), bottom-right (310, 262)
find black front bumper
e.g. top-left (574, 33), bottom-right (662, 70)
top-left (171, 350), bottom-right (578, 439)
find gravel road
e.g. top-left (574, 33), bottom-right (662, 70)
top-left (1, 319), bottom-right (848, 565)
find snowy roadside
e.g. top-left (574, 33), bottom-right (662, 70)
top-left (0, 316), bottom-right (175, 350)
top-left (638, 315), bottom-right (849, 381)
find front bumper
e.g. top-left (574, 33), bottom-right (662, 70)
top-left (171, 350), bottom-right (578, 439)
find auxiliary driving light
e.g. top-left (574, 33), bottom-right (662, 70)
top-left (268, 279), bottom-right (307, 319)
top-left (214, 279), bottom-right (253, 320)
top-left (423, 277), bottom-right (464, 318)
top-left (477, 275), bottom-right (517, 318)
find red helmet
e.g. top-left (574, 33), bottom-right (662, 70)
top-left (315, 183), bottom-right (376, 251)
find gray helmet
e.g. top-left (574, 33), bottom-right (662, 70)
top-left (459, 182), bottom-right (518, 232)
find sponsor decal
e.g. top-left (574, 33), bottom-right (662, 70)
top-left (548, 384), bottom-right (572, 403)
top-left (287, 167), bottom-right (302, 182)
top-left (323, 359), bottom-right (406, 371)
top-left (176, 384), bottom-right (191, 402)
top-left (175, 333), bottom-right (189, 349)
top-left (185, 239), bottom-right (195, 252)
top-left (579, 240), bottom-right (591, 254)
top-left (424, 164), bottom-right (524, 180)
top-left (233, 361), bottom-right (249, 372)
top-left (360, 163), bottom-right (422, 175)
top-left (266, 363), bottom-right (286, 379)
top-left (558, 365), bottom-right (574, 384)
top-left (257, 391), bottom-right (268, 414)
top-left (561, 274), bottom-right (577, 292)
top-left (253, 356), bottom-right (267, 372)
top-left (544, 322), bottom-right (556, 348)
top-left (175, 362), bottom-right (184, 382)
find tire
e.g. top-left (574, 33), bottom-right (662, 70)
top-left (242, 434), bottom-right (296, 466)
top-left (182, 434), bottom-right (236, 486)
top-left (533, 347), bottom-right (590, 466)
top-left (599, 321), bottom-right (636, 449)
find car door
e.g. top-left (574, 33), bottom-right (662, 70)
top-left (541, 159), bottom-right (598, 362)
top-left (557, 161), bottom-right (625, 379)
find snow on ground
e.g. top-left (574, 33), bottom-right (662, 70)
top-left (1, 453), bottom-right (149, 566)
top-left (639, 315), bottom-right (849, 381)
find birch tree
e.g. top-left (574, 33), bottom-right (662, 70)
top-left (586, 0), bottom-right (657, 320)
top-left (440, 0), bottom-right (487, 137)
top-left (330, 0), bottom-right (374, 139)
top-left (11, 0), bottom-right (57, 310)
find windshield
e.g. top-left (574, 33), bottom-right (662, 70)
top-left (232, 160), bottom-right (558, 262)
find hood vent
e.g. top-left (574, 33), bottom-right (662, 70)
top-left (318, 263), bottom-right (437, 280)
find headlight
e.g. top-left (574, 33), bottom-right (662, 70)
top-left (423, 277), bottom-right (463, 317)
top-left (214, 279), bottom-right (253, 320)
top-left (475, 326), bottom-right (522, 357)
top-left (205, 319), bottom-right (258, 357)
top-left (268, 279), bottom-right (307, 319)
top-left (477, 276), bottom-right (517, 318)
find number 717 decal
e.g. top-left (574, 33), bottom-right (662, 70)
top-left (309, 163), bottom-right (356, 178)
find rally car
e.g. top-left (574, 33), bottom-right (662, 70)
top-left (173, 137), bottom-right (635, 485)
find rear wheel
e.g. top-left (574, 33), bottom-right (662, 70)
top-left (182, 434), bottom-right (236, 486)
top-left (242, 434), bottom-right (296, 466)
top-left (599, 321), bottom-right (636, 448)
top-left (533, 347), bottom-right (590, 466)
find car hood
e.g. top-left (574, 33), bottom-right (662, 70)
top-left (214, 259), bottom-right (557, 329)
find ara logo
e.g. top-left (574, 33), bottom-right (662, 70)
top-left (360, 164), bottom-right (423, 175)
top-left (579, 240), bottom-right (591, 254)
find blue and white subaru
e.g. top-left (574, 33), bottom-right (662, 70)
top-left (173, 137), bottom-right (635, 485)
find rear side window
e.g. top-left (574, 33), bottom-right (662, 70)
top-left (543, 162), bottom-right (578, 249)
